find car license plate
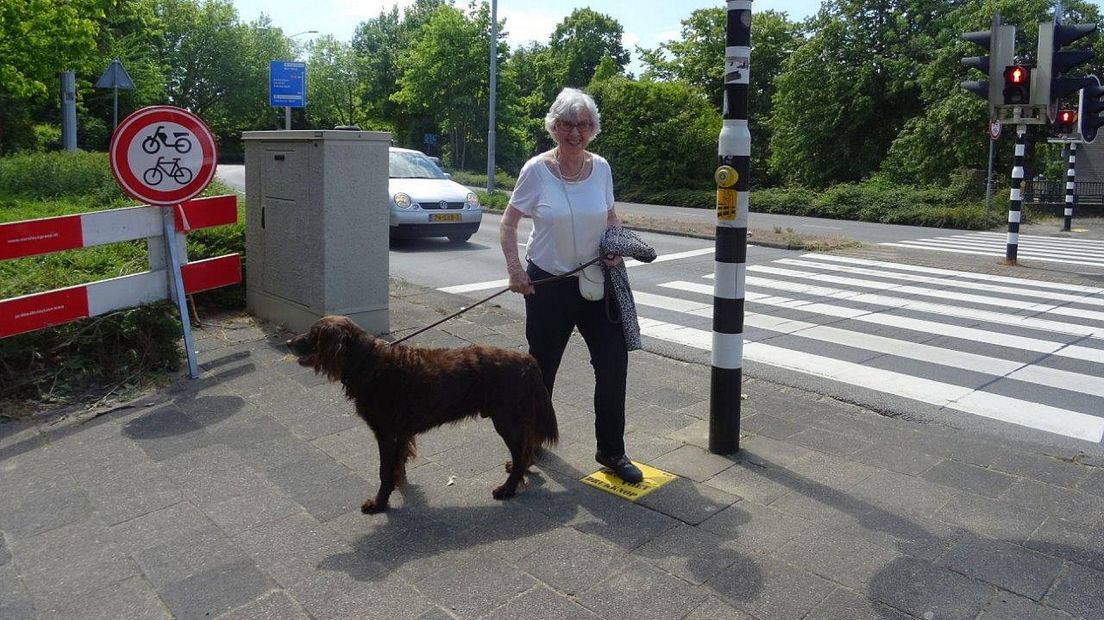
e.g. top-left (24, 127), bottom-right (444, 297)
top-left (431, 213), bottom-right (461, 222)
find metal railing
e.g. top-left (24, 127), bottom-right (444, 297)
top-left (1022, 179), bottom-right (1104, 206)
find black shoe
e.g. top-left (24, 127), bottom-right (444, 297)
top-left (596, 451), bottom-right (643, 484)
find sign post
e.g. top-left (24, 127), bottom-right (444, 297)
top-left (109, 106), bottom-right (218, 378)
top-left (269, 61), bottom-right (306, 130)
top-left (985, 119), bottom-right (1001, 215)
top-left (94, 58), bottom-right (136, 130)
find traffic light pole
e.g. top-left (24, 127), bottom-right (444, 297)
top-left (1006, 125), bottom-right (1026, 264)
top-left (709, 0), bottom-right (752, 455)
top-left (1062, 142), bottom-right (1076, 232)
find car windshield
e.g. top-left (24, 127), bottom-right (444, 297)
top-left (389, 151), bottom-right (446, 179)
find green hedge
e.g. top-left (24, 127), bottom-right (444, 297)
top-left (449, 169), bottom-right (518, 190)
top-left (622, 180), bottom-right (1002, 230)
top-left (0, 150), bottom-right (125, 203)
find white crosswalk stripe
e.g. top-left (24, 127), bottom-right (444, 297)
top-left (880, 231), bottom-right (1104, 268)
top-left (635, 253), bottom-right (1104, 443)
top-left (435, 249), bottom-right (1104, 443)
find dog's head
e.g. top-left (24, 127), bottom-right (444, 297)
top-left (286, 315), bottom-right (366, 381)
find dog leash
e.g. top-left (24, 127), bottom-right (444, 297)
top-left (389, 256), bottom-right (604, 346)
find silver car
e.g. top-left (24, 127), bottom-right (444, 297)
top-left (389, 148), bottom-right (482, 242)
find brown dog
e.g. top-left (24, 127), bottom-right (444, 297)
top-left (286, 315), bottom-right (558, 513)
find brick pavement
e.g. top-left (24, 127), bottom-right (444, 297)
top-left (2, 248), bottom-right (1104, 619)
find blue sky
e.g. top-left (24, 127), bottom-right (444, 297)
top-left (228, 0), bottom-right (824, 73)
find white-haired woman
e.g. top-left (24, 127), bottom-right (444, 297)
top-left (499, 87), bottom-right (642, 484)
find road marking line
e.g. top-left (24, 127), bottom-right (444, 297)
top-left (661, 280), bottom-right (1104, 339)
top-left (638, 317), bottom-right (1104, 442)
top-left (748, 264), bottom-right (1104, 322)
top-left (885, 238), bottom-right (1104, 261)
top-left (775, 258), bottom-right (1104, 308)
top-left (635, 290), bottom-right (1104, 399)
top-left (807, 253), bottom-right (1104, 293)
top-left (436, 246), bottom-right (715, 294)
top-left (878, 243), bottom-right (1104, 267)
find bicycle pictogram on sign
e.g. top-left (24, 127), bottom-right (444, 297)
top-left (143, 156), bottom-right (194, 186)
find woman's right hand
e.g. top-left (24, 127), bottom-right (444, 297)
top-left (508, 267), bottom-right (535, 295)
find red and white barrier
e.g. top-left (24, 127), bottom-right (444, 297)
top-left (0, 194), bottom-right (236, 261)
top-left (0, 195), bottom-right (241, 338)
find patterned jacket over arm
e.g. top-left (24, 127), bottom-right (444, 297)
top-left (599, 227), bottom-right (658, 351)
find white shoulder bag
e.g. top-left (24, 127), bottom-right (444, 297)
top-left (559, 160), bottom-right (604, 301)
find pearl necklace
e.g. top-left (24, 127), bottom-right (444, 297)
top-left (553, 148), bottom-right (588, 182)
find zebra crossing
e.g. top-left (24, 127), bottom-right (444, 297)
top-left (632, 253), bottom-right (1104, 443)
top-left (879, 231), bottom-right (1104, 268)
top-left (436, 249), bottom-right (1104, 443)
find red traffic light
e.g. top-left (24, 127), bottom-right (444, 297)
top-left (1004, 65), bottom-right (1027, 84)
top-left (1055, 109), bottom-right (1078, 134)
top-left (1003, 65), bottom-right (1031, 104)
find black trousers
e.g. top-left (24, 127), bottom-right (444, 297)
top-left (525, 262), bottom-right (628, 457)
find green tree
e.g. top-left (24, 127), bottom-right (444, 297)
top-left (351, 7), bottom-right (402, 130)
top-left (768, 0), bottom-right (948, 187)
top-left (588, 77), bottom-right (720, 193)
top-left (549, 8), bottom-right (630, 87)
top-left (77, 0), bottom-right (167, 150)
top-left (392, 2), bottom-right (498, 169)
top-left (150, 0), bottom-right (291, 157)
top-left (638, 8), bottom-right (801, 185)
top-left (306, 36), bottom-right (363, 129)
top-left (504, 42), bottom-right (561, 156)
top-left (0, 0), bottom-right (109, 152)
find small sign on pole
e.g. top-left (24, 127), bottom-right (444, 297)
top-left (94, 58), bottom-right (136, 130)
top-left (109, 105), bottom-right (219, 378)
top-left (989, 118), bottom-right (1002, 141)
top-left (270, 61), bottom-right (306, 130)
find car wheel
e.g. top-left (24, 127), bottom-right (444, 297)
top-left (447, 234), bottom-right (472, 243)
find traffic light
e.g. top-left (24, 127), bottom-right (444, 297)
top-left (1003, 65), bottom-right (1031, 104)
top-left (1035, 20), bottom-right (1097, 107)
top-left (1055, 108), bottom-right (1077, 134)
top-left (1080, 77), bottom-right (1104, 143)
top-left (960, 13), bottom-right (1016, 117)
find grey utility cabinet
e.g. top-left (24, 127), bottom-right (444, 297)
top-left (242, 130), bottom-right (391, 334)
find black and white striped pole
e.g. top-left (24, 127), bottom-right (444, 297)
top-left (1062, 142), bottom-right (1076, 232)
top-left (710, 0), bottom-right (751, 454)
top-left (1006, 125), bottom-right (1026, 263)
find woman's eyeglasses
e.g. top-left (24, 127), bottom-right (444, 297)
top-left (556, 120), bottom-right (594, 133)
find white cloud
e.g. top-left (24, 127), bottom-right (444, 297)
top-left (499, 7), bottom-right (567, 47)
top-left (622, 31), bottom-right (639, 50)
top-left (329, 0), bottom-right (416, 22)
top-left (651, 29), bottom-right (681, 45)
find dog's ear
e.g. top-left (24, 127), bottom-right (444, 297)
top-left (315, 321), bottom-right (348, 378)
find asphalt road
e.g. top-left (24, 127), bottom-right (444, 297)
top-left (216, 164), bottom-right (1104, 455)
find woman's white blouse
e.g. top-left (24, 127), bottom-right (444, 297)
top-left (509, 153), bottom-right (615, 275)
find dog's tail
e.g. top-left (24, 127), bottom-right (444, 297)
top-left (527, 364), bottom-right (559, 451)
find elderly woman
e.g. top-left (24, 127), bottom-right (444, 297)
top-left (499, 87), bottom-right (642, 484)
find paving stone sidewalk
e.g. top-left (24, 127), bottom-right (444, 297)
top-left (2, 278), bottom-right (1104, 620)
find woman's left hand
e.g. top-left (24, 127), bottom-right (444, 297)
top-left (602, 253), bottom-right (622, 267)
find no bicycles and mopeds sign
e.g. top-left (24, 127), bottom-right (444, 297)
top-left (109, 106), bottom-right (218, 206)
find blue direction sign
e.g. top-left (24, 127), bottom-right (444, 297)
top-left (269, 61), bottom-right (306, 108)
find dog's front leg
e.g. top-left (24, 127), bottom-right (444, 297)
top-left (363, 433), bottom-right (400, 514)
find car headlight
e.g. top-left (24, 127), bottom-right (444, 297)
top-left (466, 192), bottom-right (480, 209)
top-left (393, 192), bottom-right (413, 209)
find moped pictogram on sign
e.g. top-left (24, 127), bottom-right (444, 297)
top-left (109, 106), bottom-right (217, 206)
top-left (142, 125), bottom-right (193, 154)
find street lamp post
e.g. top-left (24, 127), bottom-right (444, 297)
top-left (288, 30), bottom-right (317, 129)
top-left (487, 0), bottom-right (497, 194)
